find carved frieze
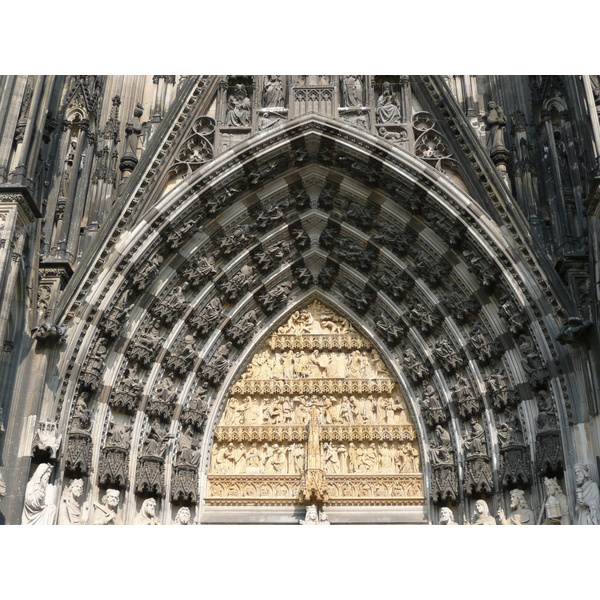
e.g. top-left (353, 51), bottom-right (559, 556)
top-left (206, 300), bottom-right (424, 507)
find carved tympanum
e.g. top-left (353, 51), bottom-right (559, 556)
top-left (206, 300), bottom-right (423, 508)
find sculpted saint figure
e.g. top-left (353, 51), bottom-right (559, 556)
top-left (175, 506), bottom-right (191, 525)
top-left (462, 419), bottom-right (487, 457)
top-left (342, 75), bottom-right (362, 107)
top-left (439, 507), bottom-right (458, 525)
top-left (471, 499), bottom-right (496, 525)
top-left (92, 489), bottom-right (121, 525)
top-left (543, 477), bottom-right (570, 525)
top-left (574, 463), bottom-right (600, 525)
top-left (134, 497), bottom-right (159, 525)
top-left (376, 82), bottom-right (401, 124)
top-left (485, 101), bottom-right (508, 154)
top-left (225, 84), bottom-right (252, 127)
top-left (263, 76), bottom-right (284, 107)
top-left (21, 463), bottom-right (56, 525)
top-left (58, 478), bottom-right (86, 525)
top-left (299, 504), bottom-right (319, 525)
top-left (497, 489), bottom-right (535, 525)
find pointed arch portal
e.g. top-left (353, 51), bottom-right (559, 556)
top-left (46, 112), bottom-right (575, 525)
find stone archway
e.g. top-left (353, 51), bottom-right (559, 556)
top-left (203, 298), bottom-right (424, 524)
top-left (39, 113), bottom-right (575, 525)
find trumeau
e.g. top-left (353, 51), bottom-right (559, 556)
top-left (0, 75), bottom-right (599, 525)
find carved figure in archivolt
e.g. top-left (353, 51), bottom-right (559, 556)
top-left (463, 419), bottom-right (487, 457)
top-left (21, 463), bottom-right (56, 525)
top-left (429, 425), bottom-right (453, 466)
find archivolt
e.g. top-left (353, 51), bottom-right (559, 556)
top-left (48, 114), bottom-right (574, 522)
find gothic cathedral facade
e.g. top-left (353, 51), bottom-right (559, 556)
top-left (0, 75), bottom-right (599, 525)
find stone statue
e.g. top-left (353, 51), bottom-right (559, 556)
top-left (299, 504), bottom-right (319, 525)
top-left (376, 82), bottom-right (401, 123)
top-left (263, 76), bottom-right (284, 107)
top-left (484, 101), bottom-right (508, 154)
top-left (471, 499), bottom-right (496, 525)
top-left (497, 489), bottom-right (535, 525)
top-left (134, 497), bottom-right (159, 525)
top-left (225, 84), bottom-right (251, 127)
top-left (58, 478), bottom-right (86, 525)
top-left (439, 507), bottom-right (458, 525)
top-left (21, 463), bottom-right (56, 525)
top-left (429, 425), bottom-right (453, 466)
top-left (462, 419), bottom-right (487, 457)
top-left (574, 463), bottom-right (600, 525)
top-left (175, 506), bottom-right (191, 525)
top-left (342, 75), bottom-right (362, 107)
top-left (92, 489), bottom-right (121, 525)
top-left (543, 477), bottom-right (570, 525)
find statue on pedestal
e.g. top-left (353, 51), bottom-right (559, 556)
top-left (574, 463), bottom-right (600, 525)
top-left (21, 463), bottom-right (56, 525)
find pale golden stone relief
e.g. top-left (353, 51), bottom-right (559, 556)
top-left (206, 300), bottom-right (424, 506)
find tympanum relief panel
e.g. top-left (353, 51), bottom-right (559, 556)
top-left (206, 300), bottom-right (424, 506)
